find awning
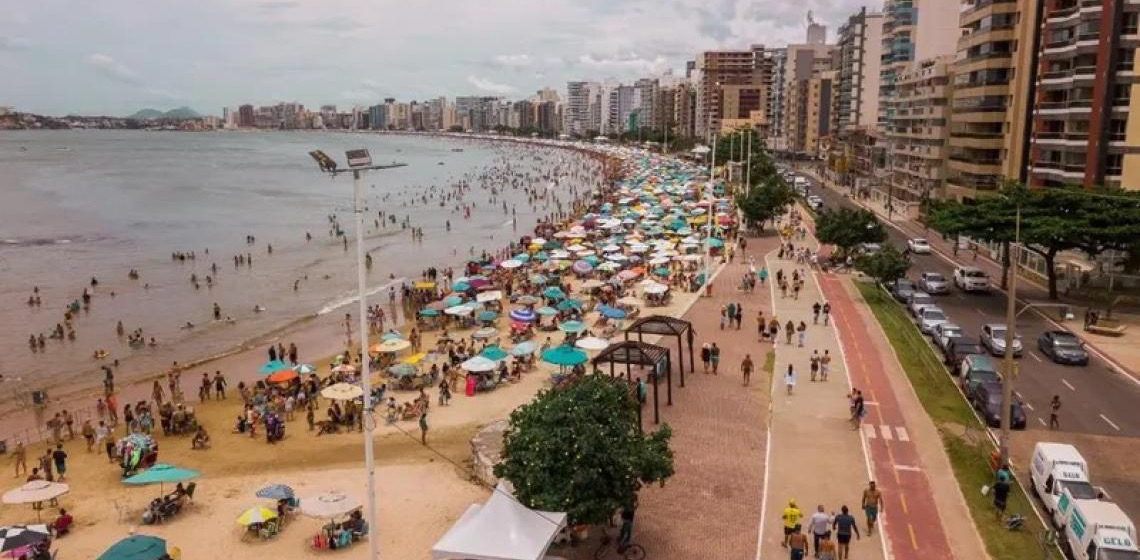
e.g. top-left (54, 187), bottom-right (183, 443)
top-left (431, 484), bottom-right (566, 560)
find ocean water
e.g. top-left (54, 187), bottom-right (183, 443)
top-left (0, 130), bottom-right (597, 401)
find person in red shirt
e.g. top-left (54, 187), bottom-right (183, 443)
top-left (53, 508), bottom-right (73, 537)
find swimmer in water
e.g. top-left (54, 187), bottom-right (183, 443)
top-left (181, 322), bottom-right (194, 329)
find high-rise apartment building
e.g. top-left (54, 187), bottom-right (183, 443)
top-left (879, 0), bottom-right (959, 127)
top-left (768, 48), bottom-right (788, 148)
top-left (888, 56), bottom-right (954, 201)
top-left (834, 8), bottom-right (885, 132)
top-left (779, 43), bottom-right (836, 154)
top-left (565, 81), bottom-right (599, 136)
top-left (238, 104), bottom-right (254, 128)
top-left (368, 104), bottom-right (388, 130)
top-left (695, 45), bottom-right (771, 137)
top-left (1029, 0), bottom-right (1140, 189)
top-left (632, 78), bottom-right (660, 131)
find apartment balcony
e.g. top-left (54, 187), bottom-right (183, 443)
top-left (958, 27), bottom-right (1017, 51)
top-left (949, 155), bottom-right (1003, 175)
top-left (961, 0), bottom-right (1018, 26)
top-left (949, 133), bottom-right (1005, 150)
top-left (1033, 131), bottom-right (1090, 145)
top-left (1031, 161), bottom-right (1087, 180)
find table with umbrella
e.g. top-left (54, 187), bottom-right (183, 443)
top-left (124, 463), bottom-right (200, 525)
top-left (301, 491), bottom-right (367, 551)
top-left (2, 480), bottom-right (68, 520)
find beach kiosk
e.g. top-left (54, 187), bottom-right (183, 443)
top-left (431, 483), bottom-right (566, 560)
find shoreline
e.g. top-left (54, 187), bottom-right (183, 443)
top-left (0, 134), bottom-right (620, 447)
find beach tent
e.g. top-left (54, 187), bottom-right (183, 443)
top-left (431, 483), bottom-right (566, 560)
top-left (96, 535), bottom-right (168, 560)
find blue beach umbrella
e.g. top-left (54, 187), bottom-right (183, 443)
top-left (511, 341), bottom-right (537, 356)
top-left (477, 311), bottom-right (499, 322)
top-left (452, 282), bottom-right (471, 292)
top-left (597, 305), bottom-right (627, 319)
top-left (509, 308), bottom-right (537, 322)
top-left (706, 238), bottom-right (724, 248)
top-left (541, 345), bottom-right (588, 367)
top-left (529, 274), bottom-right (549, 285)
top-left (532, 252), bottom-right (550, 262)
top-left (381, 331), bottom-right (403, 341)
top-left (258, 360), bottom-right (288, 374)
top-left (542, 286), bottom-right (566, 299)
top-left (536, 306), bottom-right (558, 316)
top-left (443, 296), bottom-right (464, 307)
top-left (256, 484), bottom-right (295, 500)
top-left (654, 267), bottom-right (671, 277)
top-left (559, 320), bottom-right (586, 333)
top-left (557, 298), bottom-right (583, 311)
top-left (418, 308), bottom-right (440, 317)
top-left (96, 535), bottom-right (168, 560)
top-left (512, 253), bottom-right (531, 262)
top-left (480, 346), bottom-right (509, 361)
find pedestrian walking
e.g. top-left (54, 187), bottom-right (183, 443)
top-left (797, 321), bottom-right (807, 347)
top-left (861, 481), bottom-right (883, 535)
top-left (12, 441), bottom-right (26, 477)
top-left (759, 267), bottom-right (768, 285)
top-left (757, 310), bottom-right (766, 341)
top-left (81, 420), bottom-right (95, 452)
top-left (214, 371), bottom-right (228, 399)
top-left (807, 505), bottom-right (833, 557)
top-left (710, 343), bottom-right (721, 374)
top-left (850, 390), bottom-right (865, 428)
top-left (822, 302), bottom-right (831, 326)
top-left (700, 343), bottom-right (712, 374)
top-left (51, 444), bottom-right (68, 482)
top-left (832, 506), bottom-right (860, 560)
top-left (992, 464), bottom-right (1012, 521)
top-left (812, 302), bottom-right (822, 324)
top-left (785, 365), bottom-right (797, 395)
top-left (788, 527), bottom-right (808, 560)
top-left (1049, 395), bottom-right (1061, 430)
top-left (820, 350), bottom-right (831, 381)
top-left (735, 303), bottom-right (743, 329)
top-left (810, 352), bottom-right (820, 382)
top-left (419, 410), bottom-right (429, 444)
top-left (782, 499), bottom-right (803, 547)
top-left (818, 533), bottom-right (837, 560)
top-left (720, 305), bottom-right (729, 330)
top-left (785, 320), bottom-right (795, 345)
top-left (741, 354), bottom-right (754, 386)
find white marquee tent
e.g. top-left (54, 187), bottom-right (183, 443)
top-left (431, 484), bottom-right (567, 560)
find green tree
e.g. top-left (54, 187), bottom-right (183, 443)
top-left (493, 375), bottom-right (675, 526)
top-left (737, 180), bottom-right (795, 230)
top-left (816, 207), bottom-right (887, 257)
top-left (856, 244), bottom-right (912, 291)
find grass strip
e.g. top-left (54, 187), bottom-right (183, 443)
top-left (854, 281), bottom-right (1059, 560)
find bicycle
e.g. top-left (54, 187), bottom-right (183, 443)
top-left (593, 534), bottom-right (646, 560)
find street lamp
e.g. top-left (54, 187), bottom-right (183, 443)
top-left (999, 203), bottom-right (1021, 467)
top-left (309, 148), bottom-right (406, 560)
top-left (704, 134), bottom-right (718, 296)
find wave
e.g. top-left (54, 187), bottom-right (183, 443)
top-left (317, 276), bottom-right (407, 315)
top-left (0, 235), bottom-right (104, 247)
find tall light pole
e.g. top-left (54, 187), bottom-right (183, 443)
top-left (309, 148), bottom-right (406, 560)
top-left (999, 203), bottom-right (1021, 466)
top-left (704, 133), bottom-right (718, 296)
top-left (745, 129), bottom-right (752, 197)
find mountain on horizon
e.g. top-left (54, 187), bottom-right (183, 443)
top-left (127, 106), bottom-right (201, 120)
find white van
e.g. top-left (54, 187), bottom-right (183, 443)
top-left (1058, 497), bottom-right (1139, 560)
top-left (793, 176), bottom-right (809, 195)
top-left (1031, 442), bottom-right (1098, 527)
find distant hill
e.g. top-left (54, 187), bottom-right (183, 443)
top-left (127, 106), bottom-right (201, 120)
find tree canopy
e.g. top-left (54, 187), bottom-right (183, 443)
top-left (493, 375), bottom-right (675, 526)
top-left (737, 179), bottom-right (795, 230)
top-left (816, 207), bottom-right (887, 257)
top-left (856, 244), bottom-right (912, 288)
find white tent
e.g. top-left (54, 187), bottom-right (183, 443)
top-left (431, 484), bottom-right (567, 560)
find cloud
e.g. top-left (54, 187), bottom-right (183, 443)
top-left (467, 75), bottom-right (515, 94)
top-left (0, 36), bottom-right (30, 50)
top-left (493, 54), bottom-right (533, 67)
top-left (577, 53), bottom-right (670, 74)
top-left (256, 1), bottom-right (299, 12)
top-left (85, 53), bottom-right (142, 85)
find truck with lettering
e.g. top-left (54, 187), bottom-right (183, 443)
top-left (1030, 442), bottom-right (1099, 528)
top-left (1057, 495), bottom-right (1139, 560)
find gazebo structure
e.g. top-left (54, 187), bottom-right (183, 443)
top-left (592, 340), bottom-right (672, 426)
top-left (623, 314), bottom-right (695, 389)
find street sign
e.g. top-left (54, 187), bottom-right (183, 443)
top-left (345, 149), bottom-right (372, 168)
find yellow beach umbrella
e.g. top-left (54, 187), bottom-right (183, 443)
top-left (237, 505), bottom-right (278, 526)
top-left (401, 352), bottom-right (427, 365)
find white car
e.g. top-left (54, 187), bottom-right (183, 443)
top-left (917, 306), bottom-right (949, 334)
top-left (907, 291), bottom-right (935, 317)
top-left (806, 195), bottom-right (824, 210)
top-left (933, 323), bottom-right (963, 350)
top-left (907, 238), bottom-right (932, 254)
top-left (953, 266), bottom-right (990, 292)
top-left (918, 271), bottom-right (950, 294)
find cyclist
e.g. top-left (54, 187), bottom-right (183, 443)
top-left (617, 500), bottom-right (637, 552)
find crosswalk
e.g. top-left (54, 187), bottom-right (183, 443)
top-left (863, 424), bottom-right (910, 442)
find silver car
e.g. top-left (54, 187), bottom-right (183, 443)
top-left (907, 291), bottom-right (935, 317)
top-left (917, 306), bottom-right (949, 334)
top-left (980, 323), bottom-right (1023, 357)
top-left (934, 323), bottom-right (963, 350)
top-left (919, 271), bottom-right (950, 294)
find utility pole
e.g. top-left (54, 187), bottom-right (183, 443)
top-left (999, 203), bottom-right (1021, 466)
top-left (704, 133), bottom-right (718, 296)
top-left (745, 129), bottom-right (752, 196)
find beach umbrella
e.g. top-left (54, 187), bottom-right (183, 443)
top-left (292, 363), bottom-right (316, 374)
top-left (542, 286), bottom-right (566, 299)
top-left (500, 259), bottom-right (524, 269)
top-left (528, 274), bottom-right (549, 286)
top-left (566, 244), bottom-right (586, 252)
top-left (442, 295), bottom-right (464, 307)
top-left (237, 506), bottom-right (279, 526)
top-left (597, 262), bottom-right (620, 272)
top-left (258, 360), bottom-right (288, 374)
top-left (2, 480), bottom-right (68, 506)
top-left (380, 331), bottom-right (403, 341)
top-left (531, 237), bottom-right (547, 246)
top-left (532, 251), bottom-right (549, 261)
top-left (300, 491), bottom-right (362, 518)
top-left (580, 279), bottom-right (605, 290)
top-left (373, 338), bottom-right (411, 353)
top-left (96, 535), bottom-right (168, 560)
top-left (476, 290), bottom-right (502, 303)
top-left (418, 308), bottom-right (440, 317)
top-left (511, 341), bottom-right (537, 356)
top-left (654, 267), bottom-right (671, 277)
top-left (649, 256), bottom-right (671, 266)
top-left (516, 294), bottom-right (541, 305)
top-left (575, 336), bottom-right (610, 351)
top-left (444, 304), bottom-right (475, 316)
top-left (321, 382), bottom-right (363, 400)
top-left (597, 305), bottom-right (627, 319)
top-left (461, 356), bottom-right (497, 373)
top-left (480, 346), bottom-right (509, 361)
top-left (572, 260), bottom-right (593, 274)
top-left (472, 327), bottom-right (498, 339)
top-left (541, 345), bottom-right (588, 367)
top-left (706, 238), bottom-right (724, 248)
top-left (468, 278), bottom-right (491, 289)
top-left (476, 311), bottom-right (499, 323)
top-left (556, 299), bottom-right (583, 311)
top-left (267, 369), bottom-right (298, 384)
top-left (508, 308), bottom-right (537, 322)
top-left (536, 306), bottom-right (558, 316)
top-left (402, 352), bottom-right (427, 365)
top-left (255, 484), bottom-right (294, 500)
top-left (0, 525), bottom-right (50, 554)
top-left (606, 253), bottom-right (628, 262)
top-left (559, 320), bottom-right (586, 333)
top-left (617, 296), bottom-right (642, 306)
top-left (331, 364), bottom-right (356, 375)
top-left (124, 464), bottom-right (199, 486)
top-left (644, 283), bottom-right (668, 295)
top-left (451, 281), bottom-right (471, 292)
top-left (512, 253), bottom-right (530, 262)
top-left (387, 363), bottom-right (417, 378)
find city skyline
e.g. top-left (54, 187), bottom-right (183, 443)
top-left (0, 0), bottom-right (868, 116)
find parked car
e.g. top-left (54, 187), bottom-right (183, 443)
top-left (860, 243), bottom-right (882, 256)
top-left (980, 323), bottom-right (1023, 357)
top-left (891, 279), bottom-right (917, 302)
top-left (918, 271), bottom-right (950, 294)
top-left (960, 354), bottom-right (1001, 390)
top-left (953, 266), bottom-right (990, 292)
top-left (907, 291), bottom-right (935, 317)
top-left (933, 323), bottom-right (963, 351)
top-left (944, 339), bottom-right (986, 368)
top-left (917, 306), bottom-right (949, 334)
top-left (907, 238), bottom-right (932, 254)
top-left (970, 382), bottom-right (1027, 429)
top-left (806, 195), bottom-right (824, 210)
top-left (1037, 330), bottom-right (1090, 365)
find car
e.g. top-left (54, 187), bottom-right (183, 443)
top-left (943, 339), bottom-right (986, 368)
top-left (933, 323), bottom-right (963, 351)
top-left (953, 266), bottom-right (990, 292)
top-left (806, 195), bottom-right (824, 210)
top-left (917, 306), bottom-right (949, 334)
top-left (907, 291), bottom-right (935, 317)
top-left (1037, 330), bottom-right (1090, 365)
top-left (980, 323), bottom-right (1023, 357)
top-left (907, 238), bottom-right (932, 254)
top-left (891, 279), bottom-right (917, 302)
top-left (970, 382), bottom-right (1027, 429)
top-left (859, 243), bottom-right (882, 256)
top-left (918, 271), bottom-right (950, 294)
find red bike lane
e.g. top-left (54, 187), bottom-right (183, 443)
top-left (819, 273), bottom-right (955, 560)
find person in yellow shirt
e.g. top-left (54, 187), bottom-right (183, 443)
top-left (782, 499), bottom-right (803, 547)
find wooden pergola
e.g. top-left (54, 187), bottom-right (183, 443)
top-left (623, 314), bottom-right (695, 389)
top-left (592, 340), bottom-right (672, 426)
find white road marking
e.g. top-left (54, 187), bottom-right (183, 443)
top-left (1061, 379), bottom-right (1076, 391)
top-left (976, 308), bottom-right (988, 318)
top-left (864, 400), bottom-right (879, 406)
top-left (880, 425), bottom-right (893, 440)
top-left (1023, 402), bottom-right (1034, 411)
top-left (1038, 418), bottom-right (1048, 427)
top-left (894, 464), bottom-right (921, 472)
top-left (1029, 352), bottom-right (1042, 363)
top-left (864, 424), bottom-right (877, 439)
top-left (896, 427), bottom-right (910, 441)
top-left (1100, 414), bottom-right (1121, 431)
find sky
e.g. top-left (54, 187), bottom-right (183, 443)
top-left (0, 0), bottom-right (870, 117)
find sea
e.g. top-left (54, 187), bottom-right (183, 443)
top-left (0, 130), bottom-right (595, 406)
